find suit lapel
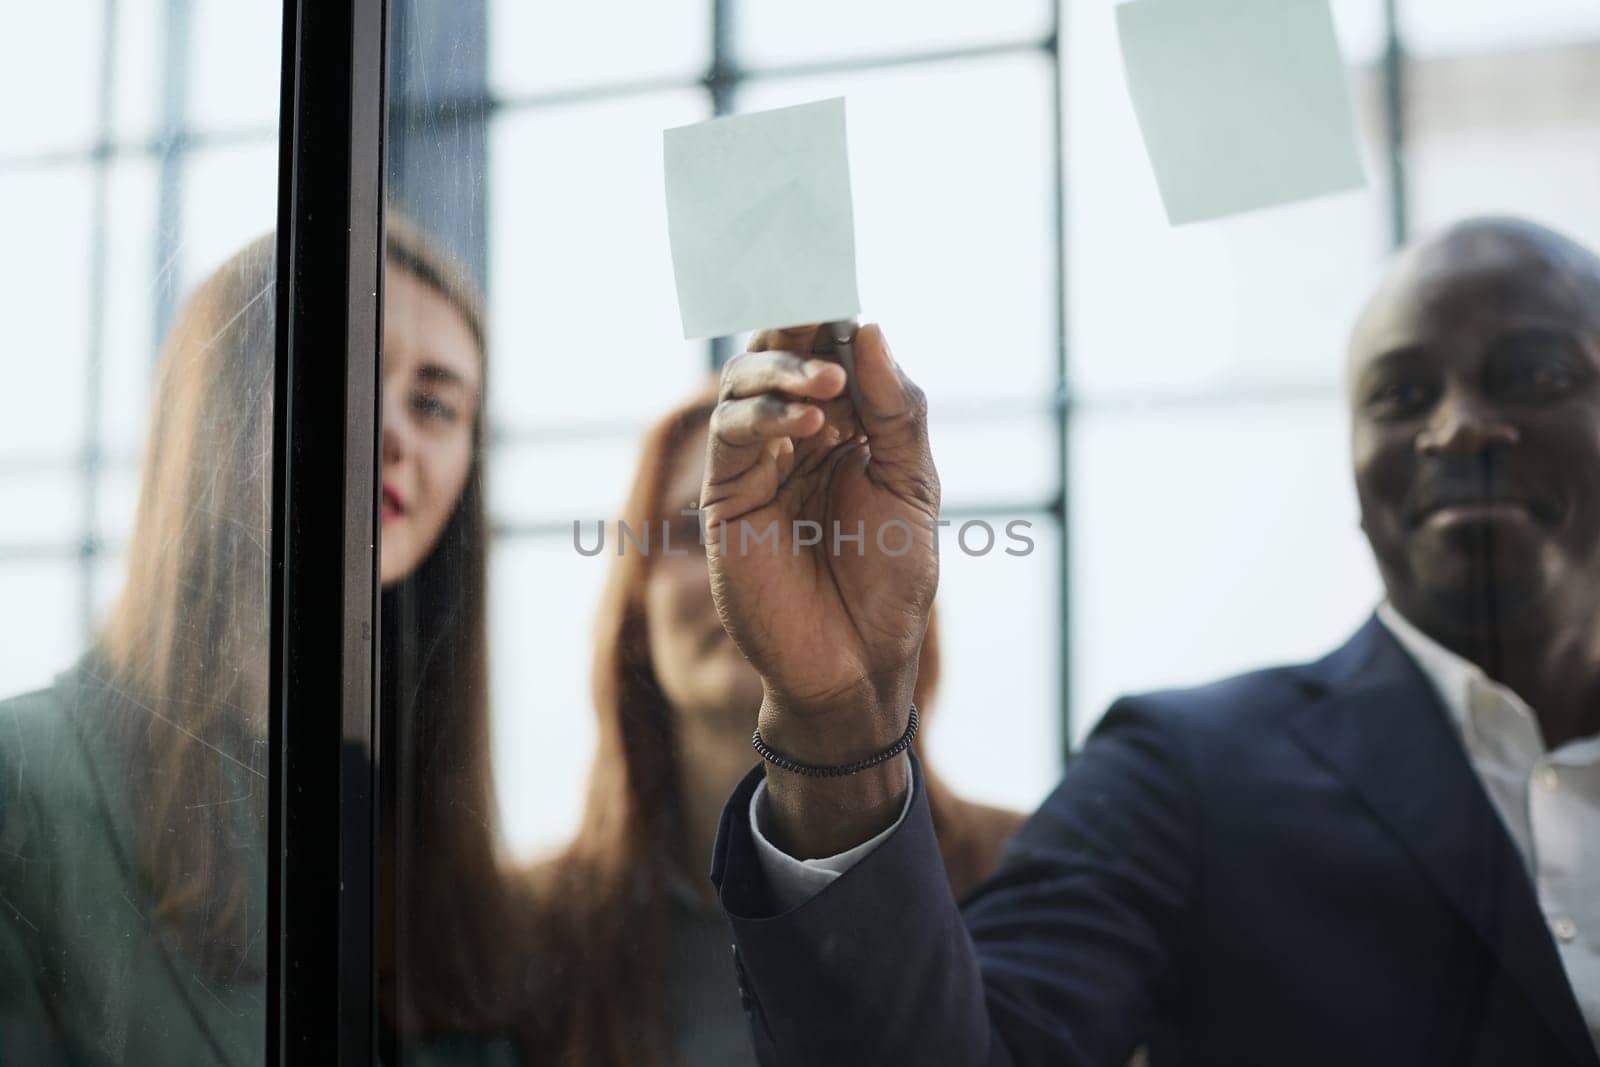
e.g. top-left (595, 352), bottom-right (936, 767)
top-left (1287, 618), bottom-right (1596, 1066)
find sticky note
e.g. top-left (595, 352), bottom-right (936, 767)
top-left (663, 97), bottom-right (861, 340)
top-left (1116, 0), bottom-right (1367, 225)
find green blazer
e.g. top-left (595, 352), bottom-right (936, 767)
top-left (0, 658), bottom-right (520, 1066)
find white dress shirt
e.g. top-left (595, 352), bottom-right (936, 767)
top-left (1377, 602), bottom-right (1600, 1051)
top-left (751, 607), bottom-right (1600, 1049)
top-left (748, 770), bottom-right (912, 908)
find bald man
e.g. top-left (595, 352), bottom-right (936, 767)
top-left (699, 218), bottom-right (1600, 1066)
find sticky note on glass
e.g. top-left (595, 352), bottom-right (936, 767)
top-left (1116, 0), bottom-right (1366, 225)
top-left (664, 97), bottom-right (860, 340)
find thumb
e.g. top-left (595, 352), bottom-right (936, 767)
top-left (850, 323), bottom-right (937, 500)
top-left (853, 323), bottom-right (924, 433)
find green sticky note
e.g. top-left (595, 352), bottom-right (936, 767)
top-left (664, 97), bottom-right (861, 340)
top-left (1116, 0), bottom-right (1367, 225)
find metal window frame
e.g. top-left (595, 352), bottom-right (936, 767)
top-left (266, 0), bottom-right (387, 1060)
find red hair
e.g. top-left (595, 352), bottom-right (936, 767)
top-left (519, 379), bottom-right (1025, 1065)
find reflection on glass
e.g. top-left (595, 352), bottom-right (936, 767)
top-left (0, 212), bottom-right (539, 1064)
top-left (0, 2), bottom-right (282, 1060)
top-left (376, 219), bottom-right (531, 1063)
top-left (487, 90), bottom-right (708, 433)
top-left (739, 56), bottom-right (1056, 408)
top-left (1407, 40), bottom-right (1600, 251)
top-left (0, 236), bottom-right (275, 1065)
top-left (734, 0), bottom-right (1051, 70)
top-left (511, 383), bottom-right (1025, 1064)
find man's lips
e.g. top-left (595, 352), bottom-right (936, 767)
top-left (1420, 500), bottom-right (1533, 527)
top-left (1408, 489), bottom-right (1555, 528)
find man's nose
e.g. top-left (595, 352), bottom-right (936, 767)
top-left (1415, 387), bottom-right (1519, 457)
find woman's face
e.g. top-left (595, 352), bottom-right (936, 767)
top-left (643, 427), bottom-right (766, 723)
top-left (379, 263), bottom-right (482, 587)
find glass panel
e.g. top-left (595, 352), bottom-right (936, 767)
top-left (1407, 45), bottom-right (1600, 250)
top-left (488, 410), bottom-right (1059, 533)
top-left (393, 11), bottom-right (1062, 1051)
top-left (488, 536), bottom-right (610, 860)
top-left (380, 7), bottom-right (535, 1060)
top-left (0, 561), bottom-right (78, 697)
top-left (94, 463), bottom-right (142, 548)
top-left (0, 165), bottom-right (93, 460)
top-left (100, 157), bottom-right (160, 456)
top-left (1070, 398), bottom-right (1382, 744)
top-left (929, 409), bottom-right (1057, 511)
top-left (0, 3), bottom-right (279, 1064)
top-left (180, 138), bottom-right (281, 293)
top-left (739, 54), bottom-right (1057, 407)
top-left (0, 469), bottom-right (82, 548)
top-left (0, 6), bottom-right (100, 157)
top-left (489, 0), bottom-right (711, 97)
top-left (487, 90), bottom-right (709, 432)
top-left (189, 0), bottom-right (282, 133)
top-left (489, 431), bottom-right (651, 528)
top-left (111, 0), bottom-right (164, 143)
top-left (90, 548), bottom-right (129, 630)
top-left (394, 1), bottom-right (1600, 1062)
top-left (1401, 0), bottom-right (1600, 58)
top-left (735, 0), bottom-right (1052, 70)
top-left (1330, 0), bottom-right (1390, 65)
top-left (925, 514), bottom-right (1060, 812)
top-left (1065, 0), bottom-right (1391, 399)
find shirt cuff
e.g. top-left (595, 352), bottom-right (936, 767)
top-left (747, 771), bottom-right (916, 912)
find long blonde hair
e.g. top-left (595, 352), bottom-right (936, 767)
top-left (98, 218), bottom-right (527, 1036)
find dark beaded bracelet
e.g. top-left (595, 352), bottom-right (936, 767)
top-left (751, 705), bottom-right (919, 778)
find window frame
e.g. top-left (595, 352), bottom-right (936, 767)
top-left (266, 0), bottom-right (388, 1059)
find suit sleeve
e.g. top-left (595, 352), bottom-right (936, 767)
top-left (711, 698), bottom-right (1199, 1067)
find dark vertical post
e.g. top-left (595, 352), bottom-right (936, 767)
top-left (1380, 0), bottom-right (1409, 248)
top-left (1048, 10), bottom-right (1073, 760)
top-left (267, 0), bottom-right (387, 1060)
top-left (708, 0), bottom-right (737, 370)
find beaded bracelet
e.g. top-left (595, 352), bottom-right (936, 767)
top-left (751, 705), bottom-right (919, 778)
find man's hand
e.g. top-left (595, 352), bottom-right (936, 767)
top-left (701, 322), bottom-right (939, 857)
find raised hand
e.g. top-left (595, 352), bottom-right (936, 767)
top-left (700, 322), bottom-right (940, 855)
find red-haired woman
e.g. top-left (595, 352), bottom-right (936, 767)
top-left (521, 380), bottom-right (1027, 1066)
top-left (0, 218), bottom-right (528, 1065)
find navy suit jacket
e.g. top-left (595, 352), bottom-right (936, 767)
top-left (711, 617), bottom-right (1599, 1066)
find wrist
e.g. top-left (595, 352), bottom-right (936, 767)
top-left (754, 683), bottom-right (916, 859)
top-left (762, 752), bottom-right (911, 859)
top-left (755, 678), bottom-right (916, 766)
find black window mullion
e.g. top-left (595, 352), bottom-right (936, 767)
top-left (1049, 2), bottom-right (1072, 762)
top-left (267, 0), bottom-right (387, 1061)
top-left (1380, 0), bottom-right (1410, 248)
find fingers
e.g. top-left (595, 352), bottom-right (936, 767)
top-left (703, 385), bottom-right (825, 517)
top-left (720, 348), bottom-right (847, 403)
top-left (748, 324), bottom-right (835, 356)
top-left (710, 393), bottom-right (825, 448)
top-left (704, 322), bottom-right (937, 519)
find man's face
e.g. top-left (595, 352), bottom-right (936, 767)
top-left (1350, 226), bottom-right (1600, 643)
